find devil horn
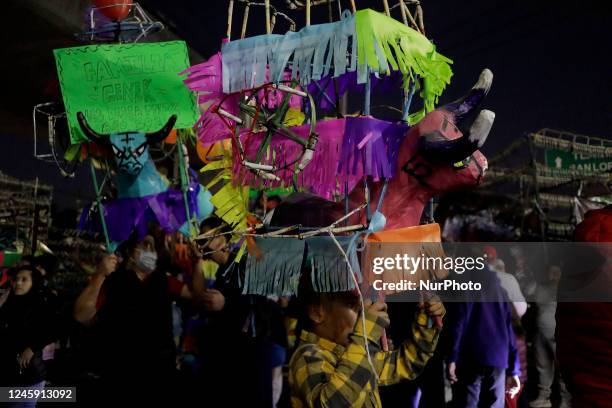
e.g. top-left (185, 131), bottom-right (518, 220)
top-left (442, 69), bottom-right (493, 125)
top-left (146, 115), bottom-right (177, 144)
top-left (76, 112), bottom-right (109, 145)
top-left (419, 110), bottom-right (495, 163)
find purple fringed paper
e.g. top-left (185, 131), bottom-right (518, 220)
top-left (234, 119), bottom-right (353, 199)
top-left (307, 71), bottom-right (403, 111)
top-left (337, 116), bottom-right (409, 182)
top-left (80, 183), bottom-right (203, 243)
top-left (232, 117), bottom-right (409, 199)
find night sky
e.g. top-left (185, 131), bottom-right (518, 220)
top-left (1, 0), bottom-right (610, 210)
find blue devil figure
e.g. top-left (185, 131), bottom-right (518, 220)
top-left (77, 112), bottom-right (213, 242)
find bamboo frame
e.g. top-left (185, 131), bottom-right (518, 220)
top-left (227, 0), bottom-right (234, 39)
top-left (364, 68), bottom-right (371, 116)
top-left (240, 3), bottom-right (249, 38)
top-left (398, 0), bottom-right (408, 25)
top-left (390, 1), bottom-right (421, 32)
top-left (306, 0), bottom-right (311, 25)
top-left (177, 131), bottom-right (198, 236)
top-left (416, 3), bottom-right (425, 34)
top-left (382, 0), bottom-right (390, 16)
top-left (236, 1), bottom-right (295, 35)
top-left (194, 202), bottom-right (368, 241)
top-left (401, 79), bottom-right (416, 122)
top-left (405, 3), bottom-right (420, 32)
top-left (265, 0), bottom-right (271, 34)
top-left (270, 12), bottom-right (276, 32)
top-left (89, 161), bottom-right (112, 252)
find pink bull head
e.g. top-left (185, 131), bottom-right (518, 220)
top-left (353, 69), bottom-right (494, 229)
top-left (271, 69), bottom-right (495, 230)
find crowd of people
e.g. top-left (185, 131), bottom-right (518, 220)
top-left (0, 213), bottom-right (585, 407)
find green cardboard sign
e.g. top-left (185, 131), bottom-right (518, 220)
top-left (545, 149), bottom-right (612, 172)
top-left (54, 41), bottom-right (198, 144)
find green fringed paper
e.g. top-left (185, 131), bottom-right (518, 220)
top-left (355, 9), bottom-right (453, 120)
top-left (243, 237), bottom-right (306, 296)
top-left (306, 236), bottom-right (362, 293)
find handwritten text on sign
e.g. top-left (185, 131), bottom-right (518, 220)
top-left (54, 41), bottom-right (198, 144)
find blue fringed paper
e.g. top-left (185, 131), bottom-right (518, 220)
top-left (222, 13), bottom-right (355, 93)
top-left (242, 237), bottom-right (306, 296)
top-left (306, 235), bottom-right (362, 292)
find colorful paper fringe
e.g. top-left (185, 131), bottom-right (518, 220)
top-left (242, 237), bottom-right (306, 296)
top-left (218, 8), bottom-right (452, 107)
top-left (242, 235), bottom-right (363, 295)
top-left (233, 116), bottom-right (409, 199)
top-left (181, 51), bottom-right (240, 146)
top-left (361, 224), bottom-right (449, 296)
top-left (235, 118), bottom-right (347, 199)
top-left (221, 12), bottom-right (355, 93)
top-left (306, 236), bottom-right (362, 293)
top-left (200, 145), bottom-right (250, 260)
top-left (337, 116), bottom-right (409, 182)
top-left (355, 9), bottom-right (453, 113)
top-left (79, 182), bottom-right (210, 243)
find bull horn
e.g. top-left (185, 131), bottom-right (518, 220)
top-left (76, 112), bottom-right (109, 145)
top-left (442, 69), bottom-right (493, 124)
top-left (419, 110), bottom-right (495, 163)
top-left (146, 115), bottom-right (177, 144)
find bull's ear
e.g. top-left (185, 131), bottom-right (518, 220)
top-left (419, 110), bottom-right (495, 163)
top-left (77, 112), bottom-right (110, 145)
top-left (146, 115), bottom-right (177, 144)
top-left (441, 69), bottom-right (493, 125)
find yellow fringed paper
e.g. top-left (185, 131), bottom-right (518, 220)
top-left (200, 140), bottom-right (250, 261)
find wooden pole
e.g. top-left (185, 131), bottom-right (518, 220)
top-left (226, 0), bottom-right (234, 40)
top-left (89, 162), bottom-right (111, 252)
top-left (327, 0), bottom-right (333, 22)
top-left (402, 3), bottom-right (419, 31)
top-left (401, 79), bottom-right (416, 122)
top-left (240, 3), bottom-right (250, 39)
top-left (364, 68), bottom-right (371, 116)
top-left (349, 0), bottom-right (356, 13)
top-left (265, 0), bottom-right (271, 34)
top-left (416, 3), bottom-right (425, 35)
top-left (398, 0), bottom-right (408, 25)
top-left (382, 0), bottom-right (390, 16)
top-left (306, 0), bottom-right (311, 26)
top-left (177, 132), bottom-right (196, 236)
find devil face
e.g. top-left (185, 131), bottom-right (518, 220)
top-left (109, 132), bottom-right (150, 176)
top-left (76, 113), bottom-right (177, 178)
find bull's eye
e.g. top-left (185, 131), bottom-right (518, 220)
top-left (111, 145), bottom-right (123, 159)
top-left (134, 144), bottom-right (146, 156)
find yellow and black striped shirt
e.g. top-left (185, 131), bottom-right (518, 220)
top-left (289, 310), bottom-right (440, 408)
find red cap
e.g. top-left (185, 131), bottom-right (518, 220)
top-left (483, 246), bottom-right (497, 260)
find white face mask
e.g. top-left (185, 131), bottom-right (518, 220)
top-left (136, 250), bottom-right (157, 273)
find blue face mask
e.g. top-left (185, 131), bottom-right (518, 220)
top-left (136, 250), bottom-right (157, 273)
